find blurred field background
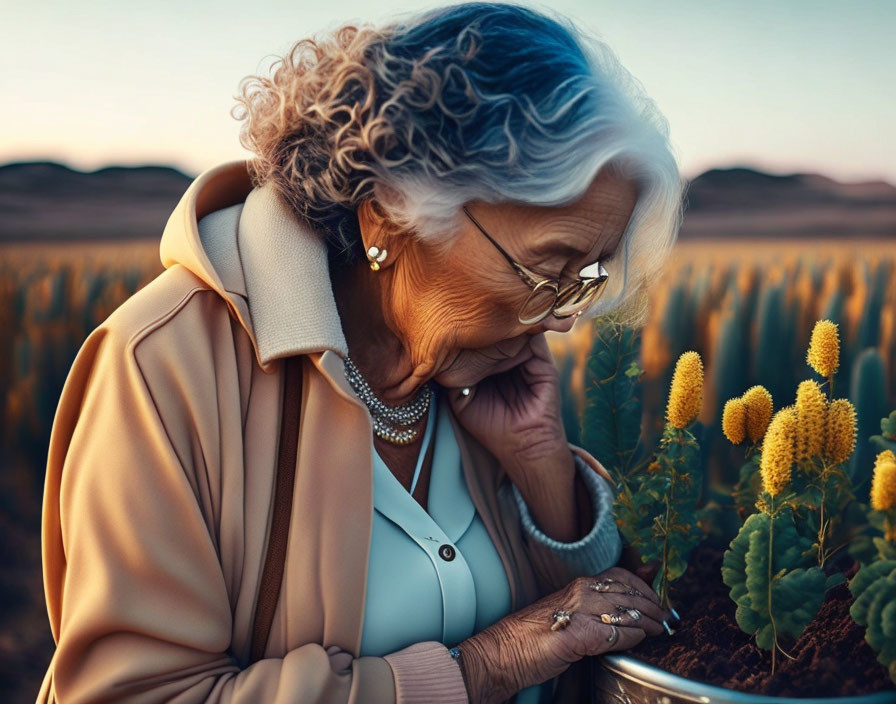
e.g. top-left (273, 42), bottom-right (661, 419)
top-left (2, 234), bottom-right (894, 698)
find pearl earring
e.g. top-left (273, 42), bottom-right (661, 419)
top-left (366, 245), bottom-right (388, 271)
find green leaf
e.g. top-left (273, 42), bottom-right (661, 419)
top-left (723, 512), bottom-right (767, 604)
top-left (866, 577), bottom-right (896, 653)
top-left (755, 623), bottom-right (776, 650)
top-left (624, 360), bottom-right (643, 379)
top-left (881, 539), bottom-right (896, 561)
top-left (826, 572), bottom-right (846, 590)
top-left (849, 561), bottom-right (896, 626)
top-left (582, 317), bottom-right (642, 480)
top-left (772, 567), bottom-right (827, 640)
top-left (849, 560), bottom-right (896, 601)
top-left (878, 410), bottom-right (896, 442)
top-left (722, 510), bottom-right (825, 647)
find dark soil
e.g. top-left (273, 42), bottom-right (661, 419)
top-left (626, 540), bottom-right (896, 697)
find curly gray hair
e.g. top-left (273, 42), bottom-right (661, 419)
top-left (230, 1), bottom-right (685, 321)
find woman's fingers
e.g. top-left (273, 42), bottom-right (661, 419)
top-left (599, 587), bottom-right (668, 623)
top-left (568, 615), bottom-right (646, 657)
top-left (593, 596), bottom-right (667, 637)
top-left (598, 567), bottom-right (664, 609)
top-left (599, 567), bottom-right (660, 605)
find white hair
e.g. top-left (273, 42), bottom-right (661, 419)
top-left (232, 1), bottom-right (686, 321)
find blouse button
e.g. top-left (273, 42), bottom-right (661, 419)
top-left (438, 543), bottom-right (456, 561)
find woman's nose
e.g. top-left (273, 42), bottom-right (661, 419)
top-left (538, 312), bottom-right (578, 334)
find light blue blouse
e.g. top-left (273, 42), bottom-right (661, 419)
top-left (360, 386), bottom-right (622, 703)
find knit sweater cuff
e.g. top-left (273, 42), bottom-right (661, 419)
top-left (383, 641), bottom-right (469, 703)
top-left (511, 452), bottom-right (622, 577)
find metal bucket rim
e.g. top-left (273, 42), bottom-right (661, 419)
top-left (599, 653), bottom-right (896, 704)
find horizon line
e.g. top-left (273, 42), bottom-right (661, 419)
top-left (1, 156), bottom-right (894, 190)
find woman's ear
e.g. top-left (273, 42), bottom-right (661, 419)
top-left (356, 198), bottom-right (409, 270)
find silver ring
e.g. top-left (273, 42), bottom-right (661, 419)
top-left (606, 624), bottom-right (618, 644)
top-left (613, 604), bottom-right (642, 621)
top-left (551, 609), bottom-right (572, 631)
top-left (591, 579), bottom-right (640, 597)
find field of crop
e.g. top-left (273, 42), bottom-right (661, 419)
top-left (1, 236), bottom-right (894, 700)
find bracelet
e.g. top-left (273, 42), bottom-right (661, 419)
top-left (448, 646), bottom-right (468, 684)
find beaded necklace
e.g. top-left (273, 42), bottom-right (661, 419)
top-left (343, 353), bottom-right (434, 445)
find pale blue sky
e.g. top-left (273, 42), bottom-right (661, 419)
top-left (3, 0), bottom-right (894, 183)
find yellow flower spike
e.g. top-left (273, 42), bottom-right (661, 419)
top-left (870, 459), bottom-right (896, 511)
top-left (875, 450), bottom-right (896, 469)
top-left (760, 406), bottom-right (798, 496)
top-left (742, 385), bottom-right (774, 443)
top-left (824, 398), bottom-right (858, 465)
top-left (722, 397), bottom-right (748, 445)
top-left (665, 351), bottom-right (704, 430)
top-left (794, 380), bottom-right (827, 463)
top-left (807, 320), bottom-right (840, 379)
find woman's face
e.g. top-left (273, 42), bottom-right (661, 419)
top-left (367, 164), bottom-right (639, 389)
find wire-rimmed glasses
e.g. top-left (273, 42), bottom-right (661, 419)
top-left (462, 205), bottom-right (610, 325)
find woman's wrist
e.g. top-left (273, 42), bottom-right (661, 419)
top-left (457, 630), bottom-right (518, 704)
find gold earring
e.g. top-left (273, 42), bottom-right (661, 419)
top-left (366, 245), bottom-right (388, 271)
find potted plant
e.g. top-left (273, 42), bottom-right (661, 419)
top-left (572, 314), bottom-right (896, 702)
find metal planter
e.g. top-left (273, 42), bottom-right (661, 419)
top-left (592, 653), bottom-right (896, 704)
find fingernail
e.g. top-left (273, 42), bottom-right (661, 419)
top-left (670, 607), bottom-right (681, 622)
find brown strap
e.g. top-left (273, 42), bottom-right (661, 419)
top-left (249, 354), bottom-right (303, 664)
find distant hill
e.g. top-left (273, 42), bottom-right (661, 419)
top-left (679, 166), bottom-right (896, 239)
top-left (1, 160), bottom-right (894, 242)
top-left (0, 161), bottom-right (193, 241)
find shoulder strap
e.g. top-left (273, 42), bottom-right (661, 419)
top-left (249, 354), bottom-right (303, 664)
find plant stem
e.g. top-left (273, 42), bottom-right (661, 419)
top-left (818, 459), bottom-right (828, 569)
top-left (660, 466), bottom-right (674, 611)
top-left (768, 494), bottom-right (778, 675)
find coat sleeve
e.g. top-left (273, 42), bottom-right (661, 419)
top-left (40, 322), bottom-right (467, 704)
top-left (505, 445), bottom-right (623, 595)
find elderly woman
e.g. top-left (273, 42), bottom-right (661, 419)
top-left (38, 3), bottom-right (684, 703)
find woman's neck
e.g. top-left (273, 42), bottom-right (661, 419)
top-left (329, 259), bottom-right (426, 406)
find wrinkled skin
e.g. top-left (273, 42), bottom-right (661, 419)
top-left (460, 567), bottom-right (668, 704)
top-left (330, 163), bottom-right (671, 701)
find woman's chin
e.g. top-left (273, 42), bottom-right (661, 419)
top-left (434, 337), bottom-right (533, 388)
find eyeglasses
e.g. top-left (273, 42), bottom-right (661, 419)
top-left (462, 205), bottom-right (610, 325)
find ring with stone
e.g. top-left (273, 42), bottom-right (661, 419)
top-left (614, 604), bottom-right (642, 621)
top-left (460, 387), bottom-right (471, 397)
top-left (600, 612), bottom-right (624, 625)
top-left (590, 580), bottom-right (613, 592)
top-left (551, 609), bottom-right (572, 631)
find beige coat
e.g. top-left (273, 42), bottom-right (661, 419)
top-left (37, 160), bottom-right (617, 703)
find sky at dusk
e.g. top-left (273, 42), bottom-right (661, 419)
top-left (3, 0), bottom-right (894, 184)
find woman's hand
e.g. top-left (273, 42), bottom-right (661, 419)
top-left (446, 332), bottom-right (570, 488)
top-left (456, 567), bottom-right (672, 704)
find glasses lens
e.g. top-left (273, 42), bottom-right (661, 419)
top-left (554, 276), bottom-right (607, 317)
top-left (519, 282), bottom-right (558, 324)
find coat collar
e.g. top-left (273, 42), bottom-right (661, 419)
top-left (159, 159), bottom-right (360, 396)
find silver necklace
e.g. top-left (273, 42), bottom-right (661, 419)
top-left (343, 353), bottom-right (434, 445)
